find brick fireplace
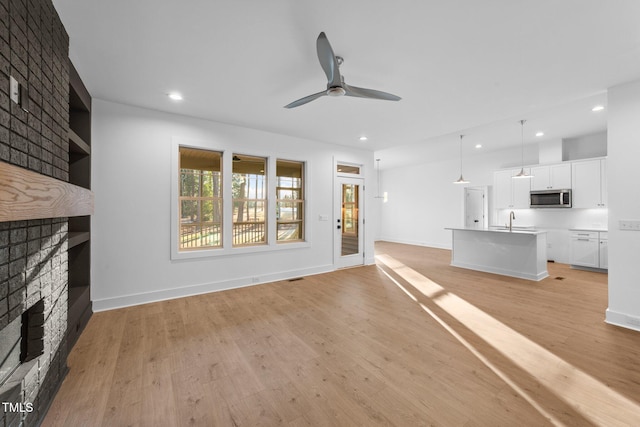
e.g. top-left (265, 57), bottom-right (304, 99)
top-left (1, 0), bottom-right (78, 425)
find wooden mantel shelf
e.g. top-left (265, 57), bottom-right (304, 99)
top-left (0, 161), bottom-right (94, 222)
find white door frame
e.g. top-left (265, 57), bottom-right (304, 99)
top-left (464, 186), bottom-right (488, 229)
top-left (334, 175), bottom-right (365, 268)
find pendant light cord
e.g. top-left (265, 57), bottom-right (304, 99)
top-left (459, 134), bottom-right (464, 174)
top-left (520, 119), bottom-right (526, 168)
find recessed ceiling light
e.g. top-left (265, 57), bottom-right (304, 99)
top-left (168, 92), bottom-right (183, 101)
top-left (535, 132), bottom-right (544, 137)
top-left (592, 105), bottom-right (604, 112)
top-left (359, 136), bottom-right (368, 141)
top-left (475, 144), bottom-right (482, 149)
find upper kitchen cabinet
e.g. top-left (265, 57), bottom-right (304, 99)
top-left (572, 158), bottom-right (607, 208)
top-left (530, 163), bottom-right (572, 191)
top-left (494, 168), bottom-right (531, 209)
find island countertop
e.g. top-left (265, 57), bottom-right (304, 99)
top-left (445, 227), bottom-right (547, 235)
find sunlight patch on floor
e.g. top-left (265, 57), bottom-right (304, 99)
top-left (376, 254), bottom-right (640, 427)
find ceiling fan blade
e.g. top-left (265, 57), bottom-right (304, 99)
top-left (343, 84), bottom-right (401, 101)
top-left (316, 32), bottom-right (342, 88)
top-left (284, 91), bottom-right (327, 109)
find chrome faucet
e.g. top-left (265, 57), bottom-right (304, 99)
top-left (509, 211), bottom-right (515, 232)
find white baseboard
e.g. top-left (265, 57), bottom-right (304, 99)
top-left (92, 264), bottom-right (334, 312)
top-left (605, 309), bottom-right (640, 332)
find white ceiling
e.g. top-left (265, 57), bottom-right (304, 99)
top-left (53, 0), bottom-right (640, 167)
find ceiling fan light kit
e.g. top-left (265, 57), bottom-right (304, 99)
top-left (284, 32), bottom-right (401, 108)
top-left (327, 86), bottom-right (346, 97)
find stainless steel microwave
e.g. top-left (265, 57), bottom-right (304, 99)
top-left (530, 189), bottom-right (572, 208)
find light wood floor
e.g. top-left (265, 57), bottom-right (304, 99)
top-left (43, 242), bottom-right (640, 426)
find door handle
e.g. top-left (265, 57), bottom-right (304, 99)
top-left (337, 225), bottom-right (341, 229)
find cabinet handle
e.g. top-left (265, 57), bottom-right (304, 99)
top-left (576, 238), bottom-right (590, 241)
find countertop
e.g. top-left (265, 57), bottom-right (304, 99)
top-left (445, 227), bottom-right (547, 235)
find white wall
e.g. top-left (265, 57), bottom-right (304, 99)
top-left (91, 99), bottom-right (376, 310)
top-left (606, 80), bottom-right (640, 331)
top-left (563, 131), bottom-right (607, 160)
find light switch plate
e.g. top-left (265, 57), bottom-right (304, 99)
top-left (619, 220), bottom-right (640, 231)
top-left (9, 75), bottom-right (20, 104)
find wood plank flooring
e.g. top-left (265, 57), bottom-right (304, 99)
top-left (42, 242), bottom-right (640, 426)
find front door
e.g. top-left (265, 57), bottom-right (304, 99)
top-left (335, 177), bottom-right (364, 268)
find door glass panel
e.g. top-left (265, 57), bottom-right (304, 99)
top-left (341, 183), bottom-right (359, 256)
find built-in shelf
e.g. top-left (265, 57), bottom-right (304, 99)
top-left (67, 59), bottom-right (93, 353)
top-left (67, 285), bottom-right (91, 338)
top-left (69, 129), bottom-right (91, 156)
top-left (68, 286), bottom-right (90, 309)
top-left (68, 231), bottom-right (90, 249)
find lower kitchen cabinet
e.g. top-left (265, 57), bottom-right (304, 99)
top-left (599, 232), bottom-right (608, 269)
top-left (570, 230), bottom-right (607, 270)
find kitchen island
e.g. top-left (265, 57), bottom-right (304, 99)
top-left (446, 227), bottom-right (548, 281)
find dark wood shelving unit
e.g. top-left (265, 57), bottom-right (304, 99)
top-left (68, 231), bottom-right (91, 248)
top-left (67, 60), bottom-right (93, 352)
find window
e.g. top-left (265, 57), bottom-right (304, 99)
top-left (173, 143), bottom-right (310, 259)
top-left (179, 147), bottom-right (222, 250)
top-left (276, 160), bottom-right (304, 242)
top-left (232, 154), bottom-right (267, 246)
top-left (336, 163), bottom-right (361, 175)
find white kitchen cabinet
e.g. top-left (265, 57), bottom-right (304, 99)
top-left (572, 159), bottom-right (607, 208)
top-left (599, 232), bottom-right (608, 269)
top-left (570, 230), bottom-right (607, 269)
top-left (494, 168), bottom-right (531, 209)
top-left (530, 163), bottom-right (572, 191)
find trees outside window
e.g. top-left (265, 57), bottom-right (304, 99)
top-left (232, 155), bottom-right (267, 246)
top-left (179, 147), bottom-right (222, 250)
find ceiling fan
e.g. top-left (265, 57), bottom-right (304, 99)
top-left (284, 32), bottom-right (401, 109)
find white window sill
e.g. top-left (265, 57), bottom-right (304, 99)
top-left (171, 240), bottom-right (311, 261)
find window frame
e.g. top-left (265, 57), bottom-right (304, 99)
top-left (171, 138), bottom-right (310, 260)
top-left (178, 147), bottom-right (223, 251)
top-left (276, 159), bottom-right (305, 244)
top-left (232, 154), bottom-right (268, 247)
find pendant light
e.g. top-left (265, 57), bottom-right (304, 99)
top-left (513, 119), bottom-right (533, 179)
top-left (453, 134), bottom-right (469, 184)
